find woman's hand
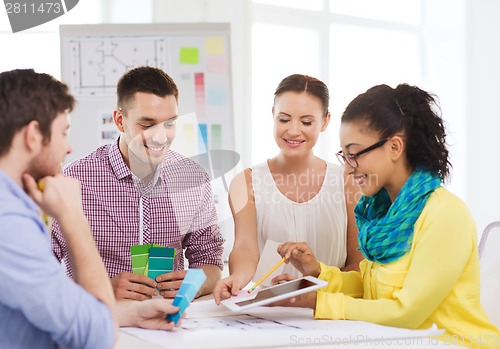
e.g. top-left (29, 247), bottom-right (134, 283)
top-left (277, 242), bottom-right (321, 277)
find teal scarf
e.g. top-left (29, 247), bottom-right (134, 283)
top-left (355, 169), bottom-right (441, 264)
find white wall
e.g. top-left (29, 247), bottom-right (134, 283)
top-left (467, 0), bottom-right (500, 236)
top-left (421, 0), bottom-right (466, 201)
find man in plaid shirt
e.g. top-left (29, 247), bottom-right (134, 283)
top-left (52, 66), bottom-right (224, 300)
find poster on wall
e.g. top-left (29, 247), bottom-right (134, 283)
top-left (61, 23), bottom-right (234, 164)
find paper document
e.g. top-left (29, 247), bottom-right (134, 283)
top-left (253, 239), bottom-right (286, 287)
top-left (122, 301), bottom-right (444, 349)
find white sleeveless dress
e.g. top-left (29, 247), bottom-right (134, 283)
top-left (252, 161), bottom-right (348, 277)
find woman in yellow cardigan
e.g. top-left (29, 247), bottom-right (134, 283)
top-left (276, 83), bottom-right (499, 349)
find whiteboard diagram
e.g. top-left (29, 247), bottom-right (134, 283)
top-left (61, 24), bottom-right (234, 160)
top-left (69, 36), bottom-right (168, 96)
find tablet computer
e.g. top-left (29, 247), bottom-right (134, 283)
top-left (221, 276), bottom-right (328, 312)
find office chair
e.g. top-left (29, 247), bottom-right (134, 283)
top-left (479, 221), bottom-right (500, 329)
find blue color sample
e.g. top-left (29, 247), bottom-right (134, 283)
top-left (166, 269), bottom-right (207, 324)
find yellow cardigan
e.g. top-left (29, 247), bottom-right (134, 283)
top-left (315, 187), bottom-right (499, 349)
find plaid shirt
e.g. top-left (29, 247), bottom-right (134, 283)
top-left (51, 141), bottom-right (224, 278)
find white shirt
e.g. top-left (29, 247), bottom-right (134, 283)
top-left (252, 161), bottom-right (348, 277)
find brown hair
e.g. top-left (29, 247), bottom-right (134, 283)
top-left (274, 74), bottom-right (329, 116)
top-left (117, 66), bottom-right (179, 112)
top-left (0, 69), bottom-right (75, 156)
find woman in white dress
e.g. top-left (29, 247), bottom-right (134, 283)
top-left (214, 74), bottom-right (362, 303)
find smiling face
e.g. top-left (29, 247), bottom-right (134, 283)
top-left (115, 92), bottom-right (178, 176)
top-left (339, 120), bottom-right (393, 197)
top-left (28, 112), bottom-right (72, 180)
top-left (273, 91), bottom-right (330, 158)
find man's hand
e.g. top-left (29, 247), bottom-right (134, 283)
top-left (117, 298), bottom-right (183, 330)
top-left (22, 173), bottom-right (83, 222)
top-left (155, 270), bottom-right (188, 299)
top-left (111, 272), bottom-right (158, 301)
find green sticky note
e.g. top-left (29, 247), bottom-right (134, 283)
top-left (180, 47), bottom-right (199, 64)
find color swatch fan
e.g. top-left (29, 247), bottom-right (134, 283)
top-left (147, 246), bottom-right (175, 280)
top-left (130, 244), bottom-right (176, 279)
top-left (166, 269), bottom-right (206, 324)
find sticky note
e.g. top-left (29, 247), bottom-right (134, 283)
top-left (183, 124), bottom-right (196, 155)
top-left (194, 73), bottom-right (206, 119)
top-left (207, 55), bottom-right (227, 73)
top-left (198, 124), bottom-right (208, 153)
top-left (205, 37), bottom-right (224, 55)
top-left (166, 269), bottom-right (207, 324)
top-left (211, 124), bottom-right (222, 150)
top-left (207, 87), bottom-right (227, 105)
top-left (180, 47), bottom-right (199, 64)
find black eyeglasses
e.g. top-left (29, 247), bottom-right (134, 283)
top-left (336, 139), bottom-right (388, 168)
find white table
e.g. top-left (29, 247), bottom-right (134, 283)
top-left (117, 331), bottom-right (462, 349)
top-left (116, 298), bottom-right (463, 349)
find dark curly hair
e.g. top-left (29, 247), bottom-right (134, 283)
top-left (274, 74), bottom-right (329, 117)
top-left (341, 83), bottom-right (451, 180)
top-left (0, 69), bottom-right (75, 157)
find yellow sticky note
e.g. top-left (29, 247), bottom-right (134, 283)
top-left (205, 37), bottom-right (224, 55)
top-left (180, 47), bottom-right (199, 64)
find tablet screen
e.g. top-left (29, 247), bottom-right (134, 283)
top-left (235, 279), bottom-right (316, 307)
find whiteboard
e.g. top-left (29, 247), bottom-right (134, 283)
top-left (60, 23), bottom-right (236, 260)
top-left (60, 23), bottom-right (234, 165)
